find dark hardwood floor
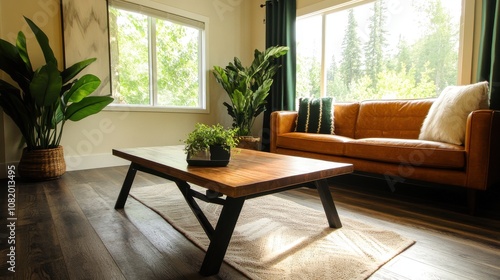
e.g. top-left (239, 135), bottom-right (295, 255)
top-left (0, 166), bottom-right (499, 279)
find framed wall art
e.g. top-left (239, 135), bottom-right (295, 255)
top-left (61, 0), bottom-right (111, 96)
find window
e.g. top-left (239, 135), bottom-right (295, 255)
top-left (108, 0), bottom-right (206, 110)
top-left (297, 0), bottom-right (472, 103)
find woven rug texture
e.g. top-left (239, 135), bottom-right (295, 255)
top-left (130, 183), bottom-right (415, 280)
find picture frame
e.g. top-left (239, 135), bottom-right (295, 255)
top-left (61, 0), bottom-right (111, 96)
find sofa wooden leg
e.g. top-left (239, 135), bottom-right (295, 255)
top-left (467, 189), bottom-right (477, 215)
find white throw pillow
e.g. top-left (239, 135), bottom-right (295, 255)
top-left (418, 81), bottom-right (489, 145)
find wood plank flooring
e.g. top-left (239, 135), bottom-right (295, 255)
top-left (0, 165), bottom-right (499, 279)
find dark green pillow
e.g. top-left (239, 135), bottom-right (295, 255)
top-left (295, 97), bottom-right (335, 134)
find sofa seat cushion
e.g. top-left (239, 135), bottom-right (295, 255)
top-left (276, 132), bottom-right (352, 156)
top-left (344, 138), bottom-right (465, 169)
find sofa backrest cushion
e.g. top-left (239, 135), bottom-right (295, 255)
top-left (355, 99), bottom-right (434, 139)
top-left (333, 102), bottom-right (360, 138)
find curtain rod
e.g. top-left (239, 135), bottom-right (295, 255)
top-left (260, 0), bottom-right (275, 8)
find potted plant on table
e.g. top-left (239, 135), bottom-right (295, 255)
top-left (0, 17), bottom-right (113, 180)
top-left (212, 46), bottom-right (288, 150)
top-left (183, 123), bottom-right (239, 166)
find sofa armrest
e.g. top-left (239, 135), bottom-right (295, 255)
top-left (464, 109), bottom-right (500, 190)
top-left (270, 111), bottom-right (298, 153)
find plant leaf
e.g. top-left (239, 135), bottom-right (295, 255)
top-left (0, 38), bottom-right (32, 91)
top-left (64, 96), bottom-right (113, 121)
top-left (222, 102), bottom-right (236, 119)
top-left (16, 31), bottom-right (33, 75)
top-left (24, 16), bottom-right (57, 65)
top-left (0, 79), bottom-right (20, 94)
top-left (16, 31), bottom-right (33, 74)
top-left (61, 58), bottom-right (97, 84)
top-left (43, 100), bottom-right (59, 128)
top-left (64, 74), bottom-right (101, 103)
top-left (0, 83), bottom-right (32, 143)
top-left (30, 63), bottom-right (62, 106)
top-left (52, 101), bottom-right (64, 127)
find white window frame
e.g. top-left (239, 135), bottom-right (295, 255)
top-left (106, 0), bottom-right (209, 113)
top-left (296, 0), bottom-right (475, 98)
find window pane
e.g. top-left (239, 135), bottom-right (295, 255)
top-left (296, 15), bottom-right (322, 99)
top-left (297, 0), bottom-right (462, 102)
top-left (109, 7), bottom-right (150, 105)
top-left (156, 20), bottom-right (200, 107)
top-left (108, 1), bottom-right (206, 109)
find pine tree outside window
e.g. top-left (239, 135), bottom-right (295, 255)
top-left (297, 0), bottom-right (474, 103)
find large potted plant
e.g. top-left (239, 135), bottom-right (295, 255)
top-left (183, 123), bottom-right (239, 167)
top-left (213, 46), bottom-right (288, 150)
top-left (0, 17), bottom-right (113, 180)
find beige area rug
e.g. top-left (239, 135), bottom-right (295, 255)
top-left (130, 183), bottom-right (415, 280)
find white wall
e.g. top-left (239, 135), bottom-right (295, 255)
top-left (0, 0), bottom-right (266, 176)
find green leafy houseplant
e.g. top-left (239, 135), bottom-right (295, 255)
top-left (183, 123), bottom-right (239, 157)
top-left (0, 17), bottom-right (113, 151)
top-left (213, 46), bottom-right (289, 137)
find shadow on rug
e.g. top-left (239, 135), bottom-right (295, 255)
top-left (130, 183), bottom-right (415, 280)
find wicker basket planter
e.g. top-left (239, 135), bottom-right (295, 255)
top-left (237, 136), bottom-right (261, 150)
top-left (18, 146), bottom-right (66, 181)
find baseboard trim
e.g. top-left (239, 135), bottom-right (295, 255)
top-left (65, 153), bottom-right (129, 171)
top-left (1, 153), bottom-right (129, 178)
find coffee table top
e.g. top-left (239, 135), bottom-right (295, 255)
top-left (113, 145), bottom-right (353, 198)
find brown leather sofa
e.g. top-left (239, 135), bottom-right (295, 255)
top-left (270, 99), bottom-right (500, 198)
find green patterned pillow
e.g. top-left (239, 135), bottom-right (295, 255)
top-left (295, 97), bottom-right (335, 134)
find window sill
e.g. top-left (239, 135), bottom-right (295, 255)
top-left (104, 104), bottom-right (209, 114)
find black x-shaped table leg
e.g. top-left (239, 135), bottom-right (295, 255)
top-left (114, 162), bottom-right (342, 276)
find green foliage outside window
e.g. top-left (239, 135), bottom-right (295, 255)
top-left (109, 8), bottom-right (149, 105)
top-left (109, 6), bottom-right (201, 107)
top-left (297, 0), bottom-right (459, 102)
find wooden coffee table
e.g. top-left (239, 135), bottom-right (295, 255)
top-left (113, 145), bottom-right (353, 276)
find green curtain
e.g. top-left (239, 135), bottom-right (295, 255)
top-left (477, 0), bottom-right (500, 109)
top-left (262, 0), bottom-right (297, 151)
